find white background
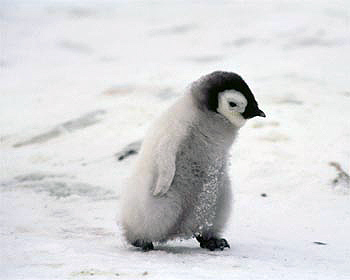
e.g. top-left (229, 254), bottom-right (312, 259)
top-left (1, 1), bottom-right (350, 279)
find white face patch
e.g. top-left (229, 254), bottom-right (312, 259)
top-left (217, 90), bottom-right (248, 128)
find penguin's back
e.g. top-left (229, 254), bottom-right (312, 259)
top-left (121, 94), bottom-right (198, 241)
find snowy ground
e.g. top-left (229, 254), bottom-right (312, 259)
top-left (1, 0), bottom-right (350, 279)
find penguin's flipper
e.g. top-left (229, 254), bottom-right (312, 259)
top-left (152, 140), bottom-right (177, 196)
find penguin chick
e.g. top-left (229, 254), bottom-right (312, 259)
top-left (121, 71), bottom-right (265, 251)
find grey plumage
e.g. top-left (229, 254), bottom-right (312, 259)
top-left (121, 71), bottom-right (265, 251)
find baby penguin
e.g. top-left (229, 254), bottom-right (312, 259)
top-left (121, 71), bottom-right (265, 251)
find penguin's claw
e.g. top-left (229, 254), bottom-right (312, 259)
top-left (132, 240), bottom-right (154, 252)
top-left (196, 236), bottom-right (230, 251)
top-left (141, 242), bottom-right (154, 252)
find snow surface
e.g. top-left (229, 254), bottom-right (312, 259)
top-left (1, 0), bottom-right (350, 279)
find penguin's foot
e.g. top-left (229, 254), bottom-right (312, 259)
top-left (196, 236), bottom-right (230, 251)
top-left (131, 240), bottom-right (154, 252)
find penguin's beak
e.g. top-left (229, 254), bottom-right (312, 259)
top-left (257, 109), bottom-right (266, 118)
top-left (243, 108), bottom-right (266, 119)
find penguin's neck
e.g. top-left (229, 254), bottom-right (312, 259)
top-left (195, 108), bottom-right (239, 150)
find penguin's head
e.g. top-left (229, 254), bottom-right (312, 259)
top-left (191, 71), bottom-right (265, 128)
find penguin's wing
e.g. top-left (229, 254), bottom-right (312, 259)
top-left (148, 94), bottom-right (194, 196)
top-left (152, 138), bottom-right (178, 196)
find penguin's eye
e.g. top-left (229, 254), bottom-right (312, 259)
top-left (229, 102), bottom-right (237, 108)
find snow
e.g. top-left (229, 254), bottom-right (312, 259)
top-left (1, 0), bottom-right (350, 279)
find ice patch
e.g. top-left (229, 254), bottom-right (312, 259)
top-left (1, 174), bottom-right (117, 200)
top-left (115, 140), bottom-right (142, 161)
top-left (13, 110), bottom-right (106, 147)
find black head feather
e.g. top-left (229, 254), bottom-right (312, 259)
top-left (191, 71), bottom-right (265, 119)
